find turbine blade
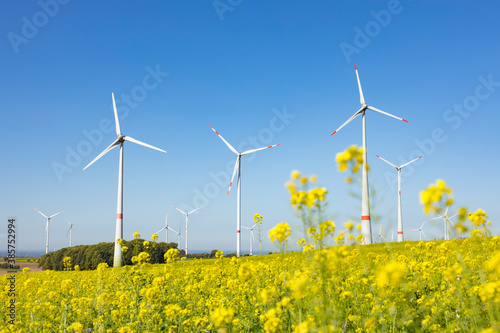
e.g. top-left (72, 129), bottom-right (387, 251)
top-left (241, 143), bottom-right (281, 155)
top-left (331, 108), bottom-right (363, 136)
top-left (167, 226), bottom-right (178, 233)
top-left (431, 216), bottom-right (442, 220)
top-left (65, 228), bottom-right (71, 238)
top-left (210, 126), bottom-right (239, 155)
top-left (124, 136), bottom-right (166, 153)
top-left (242, 226), bottom-right (251, 230)
top-left (156, 227), bottom-right (166, 234)
top-left (400, 156), bottom-right (422, 169)
top-left (354, 63), bottom-right (365, 105)
top-left (227, 156), bottom-right (240, 196)
top-left (171, 205), bottom-right (187, 216)
top-left (422, 231), bottom-right (427, 238)
top-left (112, 93), bottom-right (121, 136)
top-left (375, 155), bottom-right (398, 169)
top-left (48, 211), bottom-right (63, 219)
top-left (187, 206), bottom-right (203, 215)
top-left (251, 231), bottom-right (255, 243)
top-left (35, 209), bottom-right (48, 219)
top-left (444, 206), bottom-right (449, 216)
top-left (367, 106), bottom-right (409, 123)
top-left (420, 221), bottom-right (426, 229)
top-left (83, 139), bottom-right (121, 170)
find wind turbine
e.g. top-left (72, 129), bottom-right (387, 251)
top-left (411, 221), bottom-right (427, 241)
top-left (375, 225), bottom-right (387, 243)
top-left (432, 207), bottom-right (456, 240)
top-left (210, 125), bottom-right (280, 257)
top-left (65, 219), bottom-right (74, 247)
top-left (169, 220), bottom-right (184, 249)
top-left (83, 93), bottom-right (166, 267)
top-left (376, 154), bottom-right (422, 242)
top-left (172, 205), bottom-right (203, 255)
top-left (156, 210), bottom-right (169, 243)
top-left (35, 209), bottom-right (63, 254)
top-left (242, 222), bottom-right (258, 256)
top-left (331, 64), bottom-right (409, 244)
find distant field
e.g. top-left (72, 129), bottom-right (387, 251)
top-left (1, 238), bottom-right (499, 332)
top-left (0, 257), bottom-right (43, 276)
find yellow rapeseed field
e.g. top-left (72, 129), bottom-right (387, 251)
top-left (1, 236), bottom-right (500, 332)
top-left (2, 160), bottom-right (498, 332)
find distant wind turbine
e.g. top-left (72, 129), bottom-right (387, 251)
top-left (432, 207), bottom-right (457, 240)
top-left (35, 209), bottom-right (63, 254)
top-left (331, 64), bottom-right (408, 244)
top-left (375, 225), bottom-right (387, 243)
top-left (156, 210), bottom-right (169, 243)
top-left (242, 222), bottom-right (258, 256)
top-left (376, 154), bottom-right (422, 241)
top-left (83, 93), bottom-right (166, 267)
top-left (172, 205), bottom-right (203, 255)
top-left (65, 219), bottom-right (74, 247)
top-left (210, 125), bottom-right (280, 257)
top-left (411, 221), bottom-right (427, 241)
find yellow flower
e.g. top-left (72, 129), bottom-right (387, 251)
top-left (164, 248), bottom-right (179, 263)
top-left (376, 261), bottom-right (406, 290)
top-left (133, 232), bottom-right (141, 239)
top-left (253, 213), bottom-right (263, 223)
top-left (116, 238), bottom-right (123, 244)
top-left (121, 246), bottom-right (128, 253)
top-left (211, 307), bottom-right (234, 328)
top-left (468, 209), bottom-right (488, 227)
top-left (152, 233), bottom-right (159, 241)
top-left (269, 222), bottom-right (291, 245)
top-left (22, 267), bottom-right (30, 273)
top-left (309, 174), bottom-right (318, 183)
top-left (344, 221), bottom-right (354, 231)
top-left (291, 170), bottom-right (300, 179)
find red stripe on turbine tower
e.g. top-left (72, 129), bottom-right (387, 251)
top-left (361, 216), bottom-right (370, 220)
top-left (237, 230), bottom-right (240, 233)
top-left (117, 213), bottom-right (123, 219)
top-left (398, 231), bottom-right (403, 234)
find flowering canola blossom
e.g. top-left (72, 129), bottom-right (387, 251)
top-left (2, 236), bottom-right (500, 332)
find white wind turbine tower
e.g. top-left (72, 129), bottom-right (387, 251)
top-left (156, 210), bottom-right (169, 243)
top-left (65, 219), bottom-right (74, 247)
top-left (411, 221), bottom-right (427, 241)
top-left (331, 64), bottom-right (409, 244)
top-left (242, 222), bottom-right (258, 256)
top-left (35, 209), bottom-right (63, 254)
top-left (83, 93), bottom-right (166, 267)
top-left (376, 154), bottom-right (422, 242)
top-left (432, 207), bottom-right (457, 241)
top-left (172, 205), bottom-right (203, 255)
top-left (210, 126), bottom-right (280, 257)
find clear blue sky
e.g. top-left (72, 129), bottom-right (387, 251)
top-left (1, 1), bottom-right (499, 254)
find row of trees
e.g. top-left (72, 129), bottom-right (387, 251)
top-left (39, 240), bottom-right (179, 270)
